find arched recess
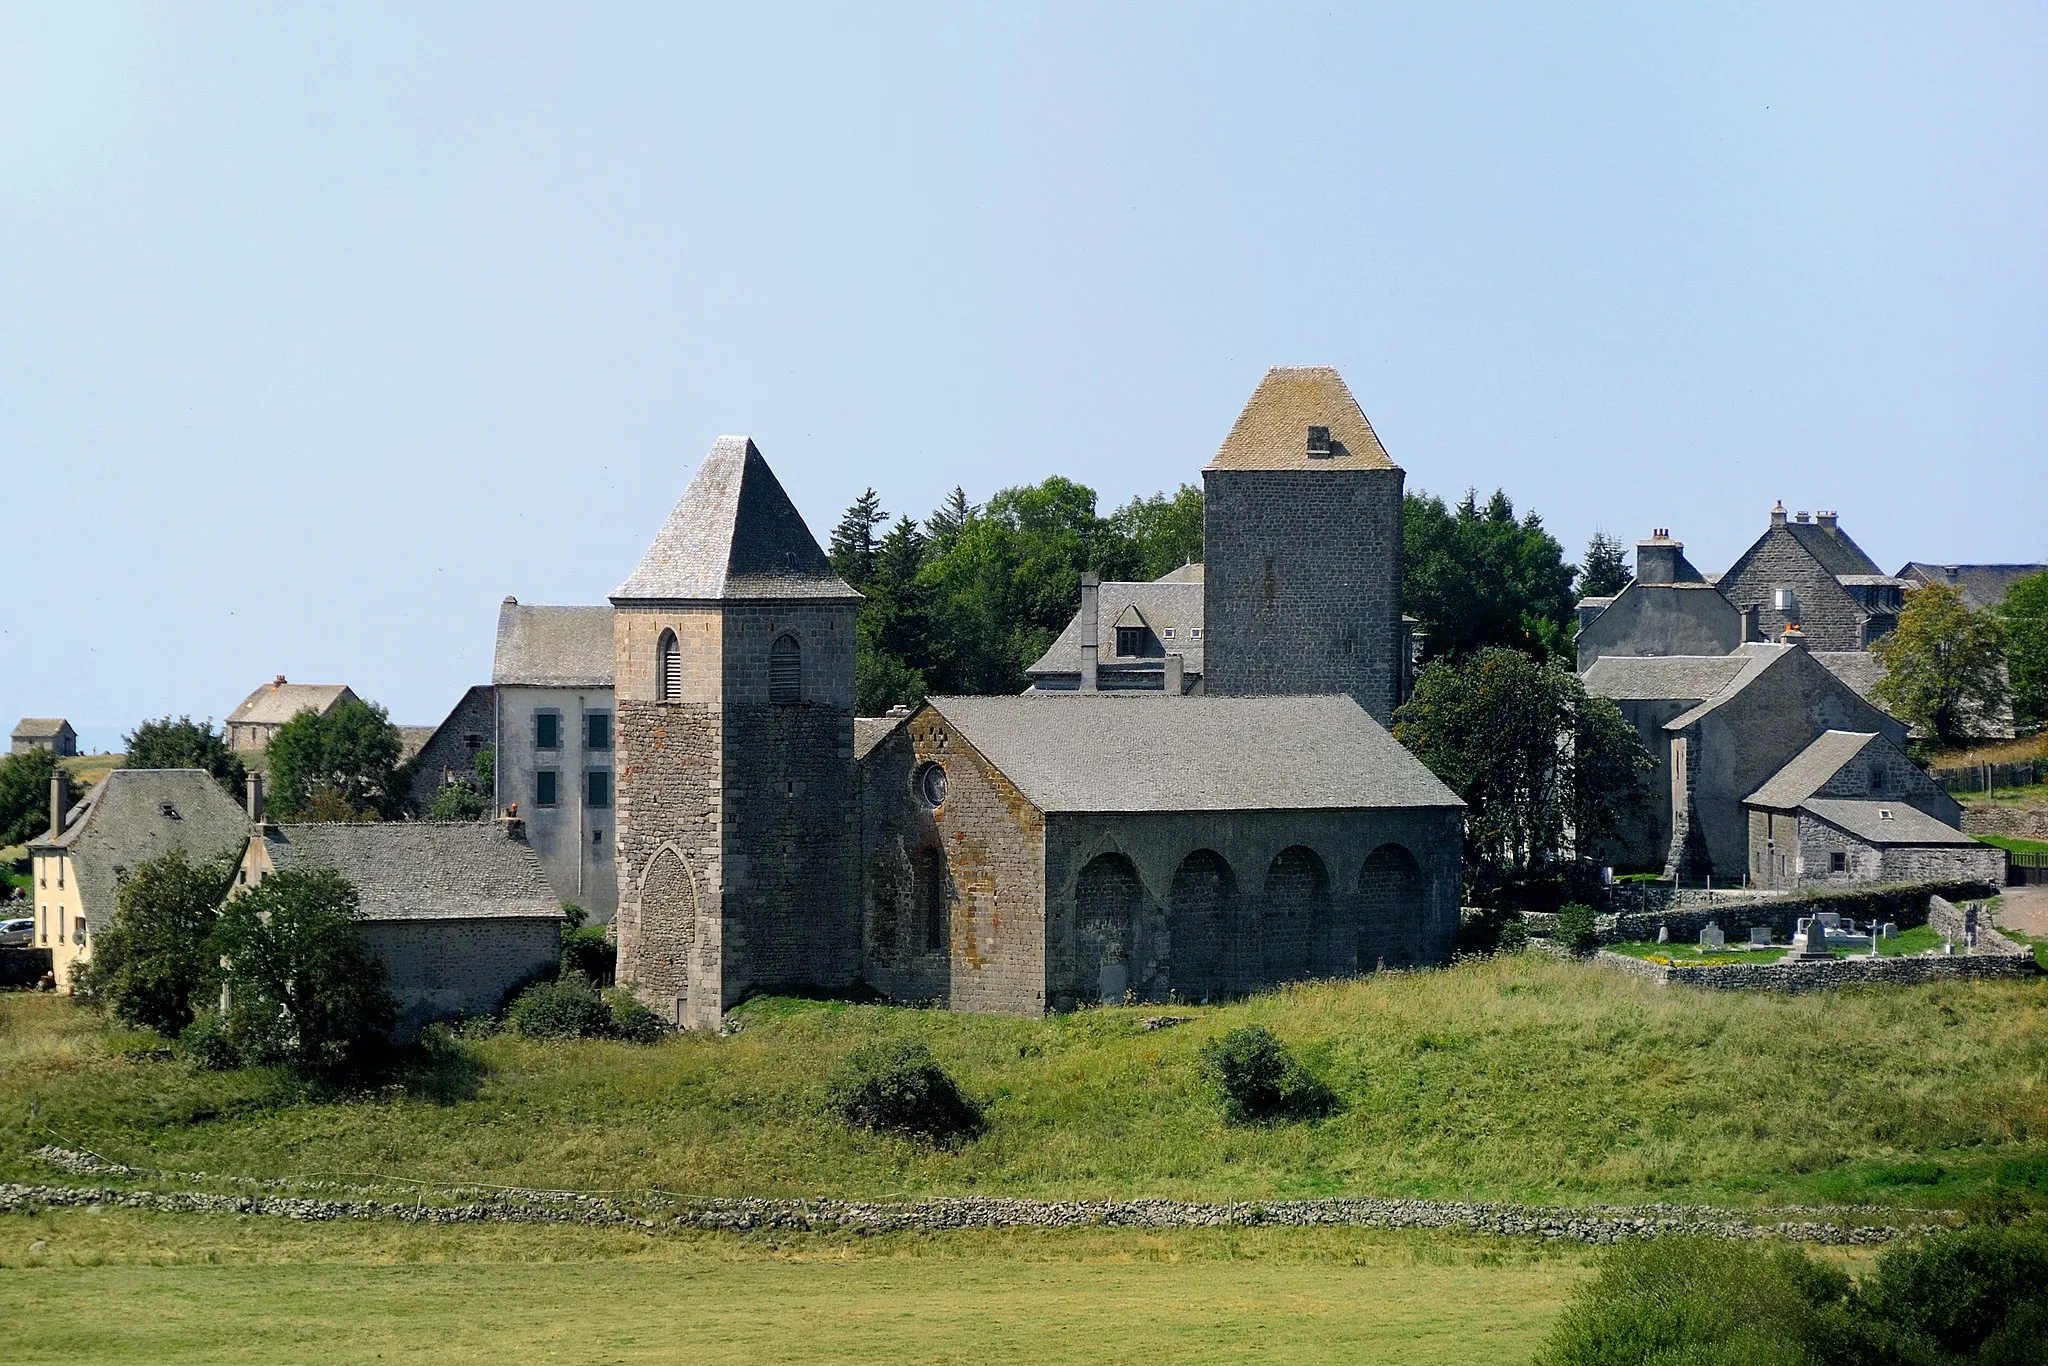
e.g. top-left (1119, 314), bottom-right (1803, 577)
top-left (770, 634), bottom-right (802, 703)
top-left (1358, 843), bottom-right (1428, 968)
top-left (1074, 852), bottom-right (1143, 1005)
top-left (1261, 846), bottom-right (1329, 984)
top-left (657, 629), bottom-right (682, 703)
top-left (919, 846), bottom-right (950, 954)
top-left (1168, 849), bottom-right (1236, 1002)
top-left (866, 823), bottom-right (910, 963)
top-left (636, 845), bottom-right (700, 1022)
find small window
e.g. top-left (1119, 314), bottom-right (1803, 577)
top-left (535, 771), bottom-right (559, 808)
top-left (1190, 627), bottom-right (1201, 639)
top-left (1163, 627), bottom-right (1175, 639)
top-left (1116, 626), bottom-right (1145, 657)
top-left (73, 919), bottom-right (86, 947)
top-left (1869, 767), bottom-right (1887, 792)
top-left (586, 770), bottom-right (611, 809)
top-left (915, 761), bottom-right (948, 808)
top-left (1830, 852), bottom-right (1847, 873)
top-left (536, 712), bottom-right (561, 750)
top-left (658, 629), bottom-right (682, 702)
top-left (586, 711), bottom-right (611, 751)
top-left (770, 634), bottom-right (802, 703)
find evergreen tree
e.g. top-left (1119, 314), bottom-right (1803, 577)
top-left (124, 716), bottom-right (245, 794)
top-left (924, 486), bottom-right (974, 548)
top-left (828, 488), bottom-right (887, 586)
top-left (1577, 530), bottom-right (1630, 598)
top-left (1403, 488), bottom-right (1577, 662)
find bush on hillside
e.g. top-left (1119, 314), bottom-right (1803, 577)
top-left (1198, 1026), bottom-right (1337, 1125)
top-left (1556, 903), bottom-right (1600, 956)
top-left (1858, 1223), bottom-right (2048, 1362)
top-left (176, 1008), bottom-right (243, 1072)
top-left (507, 977), bottom-right (614, 1040)
top-left (604, 988), bottom-right (668, 1044)
top-left (72, 848), bottom-right (238, 1037)
top-left (824, 1038), bottom-right (984, 1144)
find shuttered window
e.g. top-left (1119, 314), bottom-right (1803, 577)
top-left (658, 630), bottom-right (682, 703)
top-left (770, 635), bottom-right (801, 703)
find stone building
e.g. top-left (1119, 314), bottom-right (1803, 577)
top-left (11, 718), bottom-right (77, 757)
top-left (1716, 504), bottom-right (1908, 652)
top-left (232, 814), bottom-right (563, 1036)
top-left (492, 601), bottom-right (618, 920)
top-left (27, 768), bottom-right (250, 989)
top-left (404, 684), bottom-right (498, 816)
top-left (1574, 533), bottom-right (1745, 671)
top-left (1896, 562), bottom-right (2048, 613)
top-left (1025, 566), bottom-right (1205, 693)
top-left (610, 437), bottom-right (863, 1030)
top-left (224, 678), bottom-right (359, 751)
top-left (858, 694), bottom-right (1461, 1013)
top-left (1742, 729), bottom-right (2000, 889)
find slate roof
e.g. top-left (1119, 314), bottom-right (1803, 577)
top-left (256, 823), bottom-right (560, 921)
top-left (1154, 562), bottom-right (1204, 583)
top-left (1800, 799), bottom-right (1979, 847)
top-left (397, 727), bottom-right (436, 762)
top-left (1579, 653), bottom-right (1751, 702)
top-left (854, 714), bottom-right (909, 760)
top-left (1662, 646), bottom-right (1794, 730)
top-left (1744, 731), bottom-right (1879, 810)
top-left (227, 681), bottom-right (355, 728)
top-left (612, 436), bottom-right (859, 603)
top-left (1203, 368), bottom-right (1396, 472)
top-left (11, 718), bottom-right (72, 740)
top-left (30, 770), bottom-right (250, 924)
top-left (1814, 651), bottom-right (1886, 705)
top-left (1026, 580), bottom-right (1206, 679)
top-left (1896, 563), bottom-right (2048, 613)
top-left (925, 693), bottom-right (1461, 814)
top-left (493, 601), bottom-right (615, 687)
top-left (1783, 520), bottom-right (1884, 578)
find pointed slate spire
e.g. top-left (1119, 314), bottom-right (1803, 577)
top-left (612, 436), bottom-right (860, 603)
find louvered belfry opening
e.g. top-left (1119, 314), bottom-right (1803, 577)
top-left (769, 633), bottom-right (802, 703)
top-left (657, 629), bottom-right (682, 703)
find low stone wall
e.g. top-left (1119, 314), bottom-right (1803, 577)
top-left (1594, 939), bottom-right (2036, 995)
top-left (1529, 881), bottom-right (1997, 949)
top-left (1962, 808), bottom-right (2048, 840)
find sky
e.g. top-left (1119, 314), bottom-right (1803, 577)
top-left (3, 2), bottom-right (2043, 751)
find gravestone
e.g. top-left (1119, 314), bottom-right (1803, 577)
top-left (1882, 922), bottom-right (1897, 939)
top-left (1699, 922), bottom-right (1725, 951)
top-left (1656, 924), bottom-right (1669, 944)
top-left (1748, 926), bottom-right (1773, 948)
top-left (1816, 912), bottom-right (1843, 930)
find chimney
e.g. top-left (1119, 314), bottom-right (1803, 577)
top-left (1635, 530), bottom-right (1682, 586)
top-left (245, 772), bottom-right (265, 827)
top-left (1740, 603), bottom-right (1762, 643)
top-left (48, 771), bottom-right (70, 840)
top-left (1078, 572), bottom-right (1100, 693)
top-left (273, 674), bottom-right (287, 688)
top-left (1164, 652), bottom-right (1184, 696)
top-left (1778, 622), bottom-right (1808, 650)
top-left (1770, 500), bottom-right (1786, 528)
top-left (1794, 510), bottom-right (1810, 524)
top-left (1815, 511), bottom-right (1838, 536)
top-left (1306, 425), bottom-right (1333, 459)
top-left (1944, 565), bottom-right (1959, 587)
top-left (499, 807), bottom-right (526, 841)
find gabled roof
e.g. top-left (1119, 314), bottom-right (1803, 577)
top-left (925, 693), bottom-right (1461, 814)
top-left (1154, 562), bottom-right (1204, 583)
top-left (493, 601), bottom-right (614, 687)
top-left (1662, 646), bottom-right (1795, 730)
top-left (1203, 367), bottom-right (1396, 472)
top-left (11, 718), bottom-right (73, 740)
top-left (1896, 563), bottom-right (2048, 613)
top-left (1783, 520), bottom-right (1884, 578)
top-left (1026, 579), bottom-right (1205, 678)
top-left (256, 822), bottom-right (559, 921)
top-left (612, 436), bottom-right (859, 604)
top-left (1579, 653), bottom-right (1751, 702)
top-left (1799, 799), bottom-right (1979, 847)
top-left (227, 681), bottom-right (355, 728)
top-left (31, 770), bottom-right (250, 919)
top-left (1744, 730), bottom-right (1880, 810)
top-left (854, 713), bottom-right (909, 760)
top-left (1813, 651), bottom-right (1886, 706)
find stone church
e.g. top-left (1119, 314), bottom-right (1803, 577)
top-left (612, 370), bottom-right (1462, 1027)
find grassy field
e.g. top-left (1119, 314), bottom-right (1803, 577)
top-left (1977, 833), bottom-right (2048, 856)
top-left (0, 1210), bottom-right (1606, 1365)
top-left (4, 952), bottom-right (2046, 1213)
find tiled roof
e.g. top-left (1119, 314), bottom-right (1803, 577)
top-left (1784, 521), bottom-right (1884, 578)
top-left (1662, 646), bottom-right (1793, 730)
top-left (1800, 799), bottom-right (1978, 846)
top-left (11, 718), bottom-right (72, 739)
top-left (1744, 730), bottom-right (1879, 810)
top-left (493, 602), bottom-right (615, 687)
top-left (1580, 653), bottom-right (1751, 702)
top-left (1896, 563), bottom-right (2048, 613)
top-left (612, 436), bottom-right (860, 603)
top-left (1814, 651), bottom-right (1886, 705)
top-left (925, 693), bottom-right (1461, 814)
top-left (1203, 368), bottom-right (1396, 472)
top-left (854, 714), bottom-right (909, 760)
top-left (1154, 562), bottom-right (1204, 583)
top-left (1026, 580), bottom-right (1205, 679)
top-left (258, 822), bottom-right (560, 921)
top-left (30, 770), bottom-right (250, 922)
top-left (226, 682), bottom-right (354, 728)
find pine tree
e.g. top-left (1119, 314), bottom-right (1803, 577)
top-left (925, 486), bottom-right (973, 548)
top-left (829, 489), bottom-right (887, 585)
top-left (1578, 531), bottom-right (1630, 598)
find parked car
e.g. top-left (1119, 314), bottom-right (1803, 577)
top-left (0, 918), bottom-right (33, 948)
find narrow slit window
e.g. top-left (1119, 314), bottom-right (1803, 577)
top-left (658, 630), bottom-right (682, 703)
top-left (770, 634), bottom-right (802, 703)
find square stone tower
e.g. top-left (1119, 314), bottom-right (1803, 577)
top-left (611, 436), bottom-right (863, 1028)
top-left (1201, 367), bottom-right (1407, 724)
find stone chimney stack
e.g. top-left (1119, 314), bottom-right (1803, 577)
top-left (1770, 501), bottom-right (1787, 528)
top-left (1635, 530), bottom-right (1681, 586)
top-left (1164, 652), bottom-right (1184, 696)
top-left (1816, 511), bottom-right (1838, 536)
top-left (48, 771), bottom-right (70, 840)
top-left (245, 772), bottom-right (265, 827)
top-left (499, 807), bottom-right (526, 841)
top-left (1078, 572), bottom-right (1100, 693)
top-left (1794, 510), bottom-right (1810, 524)
top-left (1740, 603), bottom-right (1762, 643)
top-left (1778, 622), bottom-right (1809, 650)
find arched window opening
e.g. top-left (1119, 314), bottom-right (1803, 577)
top-left (1261, 846), bottom-right (1329, 984)
top-left (920, 847), bottom-right (948, 953)
top-left (1168, 849), bottom-right (1236, 1002)
top-left (1358, 843), bottom-right (1428, 969)
top-left (657, 630), bottom-right (682, 703)
top-left (1074, 853), bottom-right (1143, 1005)
top-left (770, 634), bottom-right (802, 704)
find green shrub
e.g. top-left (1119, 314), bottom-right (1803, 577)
top-left (1556, 902), bottom-right (1600, 955)
top-left (176, 1009), bottom-right (243, 1072)
top-left (1539, 1237), bottom-right (1837, 1366)
top-left (1497, 916), bottom-right (1531, 953)
top-left (561, 926), bottom-right (616, 986)
top-left (1197, 1025), bottom-right (1337, 1125)
top-left (1857, 1223), bottom-right (2048, 1361)
top-left (507, 977), bottom-right (614, 1040)
top-left (604, 989), bottom-right (668, 1044)
top-left (824, 1038), bottom-right (984, 1144)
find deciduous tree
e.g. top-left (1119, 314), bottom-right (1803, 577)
top-left (265, 699), bottom-right (405, 820)
top-left (1404, 489), bottom-right (1577, 662)
top-left (0, 748), bottom-right (78, 847)
top-left (71, 848), bottom-right (238, 1036)
top-left (124, 716), bottom-right (245, 794)
top-left (1874, 583), bottom-right (2009, 748)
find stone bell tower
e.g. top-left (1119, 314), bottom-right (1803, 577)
top-left (611, 436), bottom-right (863, 1028)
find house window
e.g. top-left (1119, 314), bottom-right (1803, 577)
top-left (1163, 628), bottom-right (1175, 639)
top-left (770, 634), bottom-right (802, 703)
top-left (586, 711), bottom-right (612, 751)
top-left (535, 771), bottom-right (559, 808)
top-left (1773, 587), bottom-right (1798, 614)
top-left (73, 918), bottom-right (85, 947)
top-left (1830, 852), bottom-right (1847, 873)
top-left (658, 630), bottom-right (682, 702)
top-left (1190, 628), bottom-right (1201, 639)
top-left (1869, 767), bottom-right (1887, 793)
top-left (536, 711), bottom-right (561, 750)
top-left (586, 770), bottom-right (611, 809)
top-left (1116, 626), bottom-right (1145, 657)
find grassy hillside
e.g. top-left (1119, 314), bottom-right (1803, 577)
top-left (3, 954), bottom-right (2045, 1211)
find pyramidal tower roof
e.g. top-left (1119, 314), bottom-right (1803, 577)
top-left (1203, 366), bottom-right (1396, 472)
top-left (612, 436), bottom-right (860, 603)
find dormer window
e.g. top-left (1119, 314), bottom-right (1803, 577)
top-left (159, 803), bottom-right (181, 821)
top-left (1306, 425), bottom-right (1332, 458)
top-left (1116, 627), bottom-right (1145, 657)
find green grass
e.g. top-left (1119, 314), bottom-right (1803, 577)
top-left (1976, 833), bottom-right (2048, 856)
top-left (1606, 940), bottom-right (1787, 965)
top-left (1961, 781), bottom-right (2048, 808)
top-left (5, 954), bottom-right (2046, 1213)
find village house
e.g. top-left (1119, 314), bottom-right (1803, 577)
top-left (1895, 561), bottom-right (2048, 613)
top-left (224, 677), bottom-right (359, 751)
top-left (404, 685), bottom-right (499, 815)
top-left (1716, 504), bottom-right (1909, 652)
top-left (11, 718), bottom-right (77, 757)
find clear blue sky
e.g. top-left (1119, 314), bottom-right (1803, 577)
top-left (3, 3), bottom-right (2042, 749)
